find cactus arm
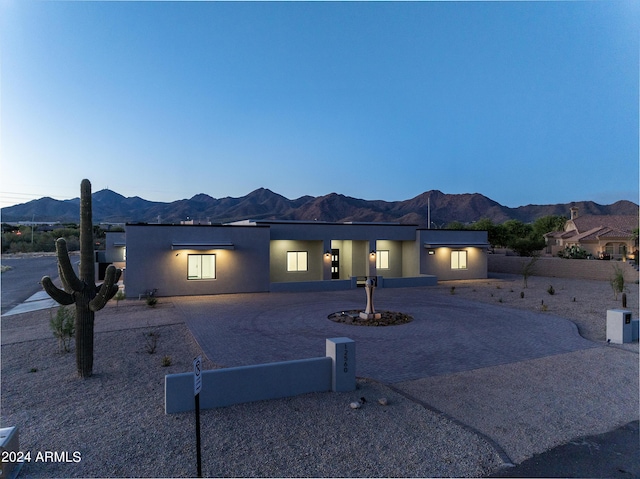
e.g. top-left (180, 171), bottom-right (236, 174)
top-left (57, 263), bottom-right (74, 294)
top-left (89, 265), bottom-right (121, 312)
top-left (42, 276), bottom-right (75, 305)
top-left (55, 238), bottom-right (84, 292)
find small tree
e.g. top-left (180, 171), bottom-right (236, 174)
top-left (521, 255), bottom-right (539, 288)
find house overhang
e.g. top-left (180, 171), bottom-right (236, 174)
top-left (171, 242), bottom-right (235, 251)
top-left (423, 242), bottom-right (490, 249)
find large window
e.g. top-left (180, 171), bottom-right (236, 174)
top-left (287, 251), bottom-right (308, 272)
top-left (376, 250), bottom-right (389, 269)
top-left (451, 251), bottom-right (467, 270)
top-left (188, 254), bottom-right (216, 280)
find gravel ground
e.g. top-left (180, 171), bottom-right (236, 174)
top-left (1, 302), bottom-right (503, 478)
top-left (1, 273), bottom-right (637, 478)
top-left (430, 273), bottom-right (639, 346)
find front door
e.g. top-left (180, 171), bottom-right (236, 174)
top-left (331, 249), bottom-right (340, 279)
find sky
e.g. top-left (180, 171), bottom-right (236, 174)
top-left (1, 0), bottom-right (638, 210)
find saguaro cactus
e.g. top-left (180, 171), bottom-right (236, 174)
top-left (42, 179), bottom-right (122, 378)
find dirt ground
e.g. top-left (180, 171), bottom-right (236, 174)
top-left (431, 273), bottom-right (639, 344)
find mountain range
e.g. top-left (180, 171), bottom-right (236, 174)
top-left (1, 188), bottom-right (637, 226)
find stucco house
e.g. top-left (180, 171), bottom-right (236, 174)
top-left (104, 220), bottom-right (489, 298)
top-left (544, 207), bottom-right (639, 260)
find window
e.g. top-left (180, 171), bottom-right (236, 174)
top-left (287, 251), bottom-right (308, 272)
top-left (451, 251), bottom-right (467, 270)
top-left (188, 254), bottom-right (216, 280)
top-left (376, 250), bottom-right (389, 269)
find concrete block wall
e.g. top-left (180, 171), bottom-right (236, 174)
top-left (488, 255), bottom-right (639, 282)
top-left (165, 338), bottom-right (356, 414)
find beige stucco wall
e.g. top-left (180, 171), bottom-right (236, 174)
top-left (270, 240), bottom-right (324, 283)
top-left (488, 254), bottom-right (639, 282)
top-left (422, 246), bottom-right (488, 281)
top-left (375, 240), bottom-right (403, 278)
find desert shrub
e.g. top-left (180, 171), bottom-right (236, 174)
top-left (558, 245), bottom-right (589, 259)
top-left (144, 330), bottom-right (159, 354)
top-left (50, 306), bottom-right (75, 353)
top-left (610, 265), bottom-right (625, 300)
top-left (114, 289), bottom-right (126, 306)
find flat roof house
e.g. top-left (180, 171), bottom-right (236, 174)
top-left (111, 221), bottom-right (489, 298)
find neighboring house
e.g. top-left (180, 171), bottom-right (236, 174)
top-left (544, 207), bottom-right (639, 260)
top-left (105, 220), bottom-right (489, 298)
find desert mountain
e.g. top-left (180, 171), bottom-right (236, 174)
top-left (1, 188), bottom-right (637, 226)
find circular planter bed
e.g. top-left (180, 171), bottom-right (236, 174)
top-left (328, 310), bottom-right (413, 327)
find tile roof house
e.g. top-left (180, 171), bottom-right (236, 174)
top-left (545, 207), bottom-right (639, 260)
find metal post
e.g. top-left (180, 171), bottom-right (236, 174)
top-left (195, 393), bottom-right (202, 477)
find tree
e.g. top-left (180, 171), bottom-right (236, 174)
top-left (444, 221), bottom-right (466, 230)
top-left (472, 218), bottom-right (499, 247)
top-left (532, 215), bottom-right (567, 240)
top-left (41, 179), bottom-right (122, 378)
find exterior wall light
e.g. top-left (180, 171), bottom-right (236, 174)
top-left (325, 250), bottom-right (331, 258)
top-left (428, 250), bottom-right (435, 255)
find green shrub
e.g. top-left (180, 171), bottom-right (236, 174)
top-left (114, 290), bottom-right (126, 306)
top-left (49, 306), bottom-right (75, 353)
top-left (558, 245), bottom-right (589, 259)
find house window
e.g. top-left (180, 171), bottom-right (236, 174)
top-left (287, 251), bottom-right (308, 272)
top-left (451, 251), bottom-right (467, 270)
top-left (376, 250), bottom-right (389, 269)
top-left (188, 254), bottom-right (216, 280)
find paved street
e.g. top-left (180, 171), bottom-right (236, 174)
top-left (1, 255), bottom-right (58, 314)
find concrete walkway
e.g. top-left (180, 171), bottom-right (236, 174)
top-left (173, 286), bottom-right (639, 469)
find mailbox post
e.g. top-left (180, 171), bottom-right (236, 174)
top-left (193, 356), bottom-right (202, 477)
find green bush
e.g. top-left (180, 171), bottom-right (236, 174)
top-left (558, 245), bottom-right (589, 259)
top-left (50, 306), bottom-right (75, 353)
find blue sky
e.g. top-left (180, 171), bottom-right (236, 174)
top-left (1, 0), bottom-right (638, 210)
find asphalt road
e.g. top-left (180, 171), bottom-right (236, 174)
top-left (1, 255), bottom-right (59, 314)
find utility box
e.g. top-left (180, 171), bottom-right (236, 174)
top-left (606, 309), bottom-right (633, 344)
top-left (0, 427), bottom-right (21, 479)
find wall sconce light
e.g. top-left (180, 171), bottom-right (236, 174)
top-left (428, 250), bottom-right (435, 255)
top-left (370, 250), bottom-right (376, 256)
top-left (325, 250), bottom-right (331, 258)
